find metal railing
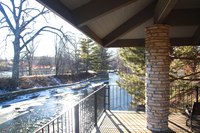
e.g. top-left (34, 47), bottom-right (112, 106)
top-left (107, 85), bottom-right (133, 111)
top-left (170, 84), bottom-right (200, 111)
top-left (35, 83), bottom-right (200, 133)
top-left (34, 84), bottom-right (106, 133)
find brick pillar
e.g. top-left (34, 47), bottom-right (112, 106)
top-left (145, 24), bottom-right (170, 131)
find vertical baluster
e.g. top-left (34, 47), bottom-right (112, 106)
top-left (127, 88), bottom-right (128, 108)
top-left (67, 111), bottom-right (70, 133)
top-left (103, 86), bottom-right (106, 112)
top-left (196, 86), bottom-right (199, 102)
top-left (94, 88), bottom-right (97, 126)
top-left (120, 86), bottom-right (121, 108)
top-left (65, 112), bottom-right (67, 133)
top-left (61, 115), bottom-right (63, 133)
top-left (74, 104), bottom-right (79, 133)
top-left (47, 124), bottom-right (50, 133)
top-left (108, 85), bottom-right (110, 111)
top-left (53, 121), bottom-right (55, 133)
top-left (191, 88), bottom-right (192, 105)
top-left (57, 118), bottom-right (59, 133)
top-left (124, 86), bottom-right (125, 109)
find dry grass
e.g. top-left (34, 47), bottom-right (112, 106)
top-left (0, 73), bottom-right (94, 90)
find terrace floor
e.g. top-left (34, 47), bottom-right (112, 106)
top-left (94, 110), bottom-right (200, 133)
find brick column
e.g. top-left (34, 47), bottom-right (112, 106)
top-left (145, 24), bottom-right (170, 131)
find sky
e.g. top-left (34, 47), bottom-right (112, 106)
top-left (0, 0), bottom-right (86, 59)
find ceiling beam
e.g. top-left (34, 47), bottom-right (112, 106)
top-left (154, 0), bottom-right (178, 23)
top-left (193, 26), bottom-right (200, 45)
top-left (170, 38), bottom-right (194, 46)
top-left (36, 0), bottom-right (75, 25)
top-left (102, 2), bottom-right (156, 47)
top-left (106, 39), bottom-right (144, 47)
top-left (79, 26), bottom-right (102, 45)
top-left (73, 0), bottom-right (137, 27)
top-left (106, 38), bottom-right (194, 47)
top-left (164, 8), bottom-right (200, 26)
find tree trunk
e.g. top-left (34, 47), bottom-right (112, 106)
top-left (11, 50), bottom-right (20, 89)
top-left (28, 60), bottom-right (32, 75)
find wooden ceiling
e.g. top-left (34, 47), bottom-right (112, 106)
top-left (36, 0), bottom-right (200, 47)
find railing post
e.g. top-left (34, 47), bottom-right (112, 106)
top-left (94, 87), bottom-right (97, 126)
top-left (196, 86), bottom-right (199, 103)
top-left (103, 86), bottom-right (106, 112)
top-left (108, 85), bottom-right (110, 111)
top-left (74, 104), bottom-right (79, 133)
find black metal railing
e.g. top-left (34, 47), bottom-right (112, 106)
top-left (107, 85), bottom-right (133, 111)
top-left (34, 84), bottom-right (106, 133)
top-left (170, 84), bottom-right (200, 111)
top-left (34, 82), bottom-right (200, 133)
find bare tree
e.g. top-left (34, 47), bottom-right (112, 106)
top-left (20, 39), bottom-right (38, 75)
top-left (54, 32), bottom-right (81, 76)
top-left (64, 34), bottom-right (81, 75)
top-left (0, 0), bottom-right (69, 88)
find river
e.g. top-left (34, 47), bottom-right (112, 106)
top-left (0, 73), bottom-right (132, 133)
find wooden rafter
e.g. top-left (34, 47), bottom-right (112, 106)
top-left (154, 0), bottom-right (178, 23)
top-left (193, 26), bottom-right (200, 45)
top-left (106, 38), bottom-right (194, 47)
top-left (170, 38), bottom-right (194, 46)
top-left (164, 8), bottom-right (200, 26)
top-left (102, 2), bottom-right (156, 47)
top-left (36, 0), bottom-right (75, 25)
top-left (79, 26), bottom-right (102, 45)
top-left (73, 0), bottom-right (137, 27)
top-left (106, 39), bottom-right (144, 47)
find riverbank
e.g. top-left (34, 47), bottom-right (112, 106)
top-left (0, 72), bottom-right (95, 93)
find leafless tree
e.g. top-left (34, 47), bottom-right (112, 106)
top-left (55, 35), bottom-right (65, 76)
top-left (0, 0), bottom-right (70, 88)
top-left (20, 39), bottom-right (38, 75)
top-left (64, 34), bottom-right (81, 75)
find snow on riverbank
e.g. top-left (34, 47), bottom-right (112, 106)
top-left (0, 80), bottom-right (106, 126)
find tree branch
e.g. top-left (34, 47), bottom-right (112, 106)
top-left (170, 56), bottom-right (200, 61)
top-left (19, 26), bottom-right (70, 51)
top-left (0, 2), bottom-right (15, 33)
top-left (1, 2), bottom-right (13, 14)
top-left (170, 71), bottom-right (200, 82)
top-left (10, 0), bottom-right (17, 22)
top-left (17, 0), bottom-right (26, 23)
top-left (21, 7), bottom-right (48, 31)
top-left (0, 25), bottom-right (10, 30)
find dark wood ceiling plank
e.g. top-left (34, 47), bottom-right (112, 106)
top-left (106, 38), bottom-right (194, 47)
top-left (164, 8), bottom-right (200, 26)
top-left (154, 0), bottom-right (178, 23)
top-left (102, 2), bottom-right (156, 47)
top-left (36, 0), bottom-right (75, 25)
top-left (193, 26), bottom-right (200, 45)
top-left (73, 0), bottom-right (137, 27)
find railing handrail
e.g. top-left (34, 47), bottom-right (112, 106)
top-left (33, 84), bottom-right (107, 133)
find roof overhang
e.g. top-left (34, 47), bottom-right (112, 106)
top-left (36, 0), bottom-right (200, 47)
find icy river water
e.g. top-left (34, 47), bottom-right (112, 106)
top-left (0, 73), bottom-right (119, 133)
